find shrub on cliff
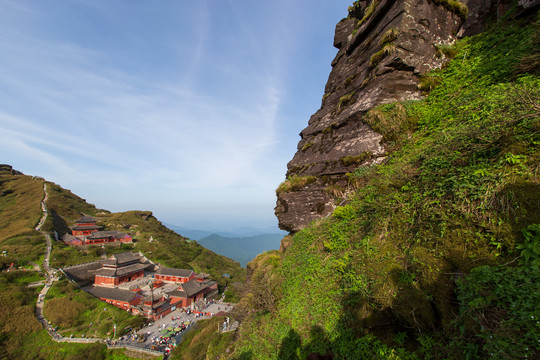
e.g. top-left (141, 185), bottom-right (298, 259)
top-left (276, 175), bottom-right (317, 194)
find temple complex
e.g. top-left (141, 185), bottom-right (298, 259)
top-left (62, 251), bottom-right (219, 320)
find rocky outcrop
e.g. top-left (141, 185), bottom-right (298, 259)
top-left (276, 0), bottom-right (473, 233)
top-left (0, 164), bottom-right (23, 175)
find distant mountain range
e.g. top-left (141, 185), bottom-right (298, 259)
top-left (196, 233), bottom-right (284, 267)
top-left (164, 224), bottom-right (287, 267)
top-left (165, 223), bottom-right (287, 241)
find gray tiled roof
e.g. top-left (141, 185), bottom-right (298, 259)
top-left (87, 230), bottom-right (125, 240)
top-left (62, 261), bottom-right (106, 284)
top-left (89, 286), bottom-right (139, 303)
top-left (103, 251), bottom-right (142, 266)
top-left (156, 266), bottom-right (194, 278)
top-left (168, 279), bottom-right (217, 298)
top-left (76, 216), bottom-right (97, 224)
top-left (72, 225), bottom-right (102, 231)
top-left (167, 289), bottom-right (188, 298)
top-left (95, 263), bottom-right (147, 277)
top-left (62, 234), bottom-right (77, 242)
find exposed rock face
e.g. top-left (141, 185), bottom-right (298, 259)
top-left (276, 0), bottom-right (471, 233)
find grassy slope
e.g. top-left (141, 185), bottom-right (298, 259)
top-left (0, 174), bottom-right (245, 359)
top-left (227, 12), bottom-right (539, 360)
top-left (0, 271), bottom-right (145, 360)
top-left (0, 173), bottom-right (43, 242)
top-left (43, 279), bottom-right (146, 338)
top-left (169, 316), bottom-right (234, 360)
top-left (0, 173), bottom-right (47, 268)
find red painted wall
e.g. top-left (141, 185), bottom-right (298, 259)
top-left (95, 276), bottom-right (116, 287)
top-left (155, 273), bottom-right (195, 283)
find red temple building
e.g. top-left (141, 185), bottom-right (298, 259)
top-left (65, 215), bottom-right (133, 246)
top-left (154, 267), bottom-right (195, 283)
top-left (86, 230), bottom-right (133, 245)
top-left (134, 294), bottom-right (173, 320)
top-left (94, 252), bottom-right (147, 287)
top-left (169, 279), bottom-right (218, 308)
top-left (88, 287), bottom-right (173, 320)
top-left (71, 216), bottom-right (101, 237)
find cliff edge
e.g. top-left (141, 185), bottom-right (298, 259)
top-left (276, 0), bottom-right (502, 232)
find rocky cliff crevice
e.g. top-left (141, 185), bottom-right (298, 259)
top-left (275, 0), bottom-right (493, 233)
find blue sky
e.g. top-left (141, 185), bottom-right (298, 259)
top-left (0, 0), bottom-right (353, 231)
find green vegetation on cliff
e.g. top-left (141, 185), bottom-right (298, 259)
top-left (225, 12), bottom-right (539, 360)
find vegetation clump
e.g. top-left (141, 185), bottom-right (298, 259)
top-left (417, 73), bottom-right (443, 93)
top-left (435, 42), bottom-right (459, 59)
top-left (344, 73), bottom-right (360, 87)
top-left (356, 0), bottom-right (379, 28)
top-left (334, 92), bottom-right (356, 115)
top-left (347, 1), bottom-right (363, 20)
top-left (380, 27), bottom-right (399, 45)
top-left (276, 175), bottom-right (317, 194)
top-left (338, 93), bottom-right (354, 108)
top-left (369, 29), bottom-right (398, 67)
top-left (429, 0), bottom-right (468, 20)
top-left (363, 102), bottom-right (414, 148)
top-left (301, 142), bottom-right (314, 152)
top-left (369, 43), bottom-right (395, 67)
top-left (340, 152), bottom-right (374, 166)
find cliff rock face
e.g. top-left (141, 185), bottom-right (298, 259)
top-left (276, 0), bottom-right (477, 233)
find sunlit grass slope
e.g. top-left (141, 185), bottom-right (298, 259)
top-left (0, 172), bottom-right (43, 242)
top-left (229, 13), bottom-right (540, 360)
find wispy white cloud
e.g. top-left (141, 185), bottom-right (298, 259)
top-left (0, 3), bottom-right (284, 213)
top-left (0, 0), bottom-right (353, 228)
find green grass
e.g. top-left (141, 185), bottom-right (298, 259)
top-left (169, 316), bottom-right (233, 360)
top-left (369, 42), bottom-right (396, 67)
top-left (44, 279), bottom-right (145, 339)
top-left (229, 14), bottom-right (540, 360)
top-left (0, 174), bottom-right (43, 242)
top-left (14, 330), bottom-right (149, 360)
top-left (430, 0), bottom-right (468, 20)
top-left (356, 0), bottom-right (378, 28)
top-left (46, 181), bottom-right (103, 220)
top-left (276, 175), bottom-right (317, 194)
top-left (0, 232), bottom-right (47, 268)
